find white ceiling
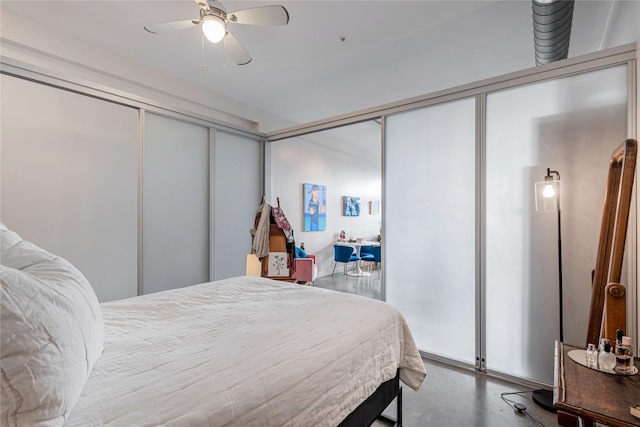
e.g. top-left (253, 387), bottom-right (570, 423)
top-left (0, 0), bottom-right (633, 131)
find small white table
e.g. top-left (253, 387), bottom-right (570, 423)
top-left (335, 240), bottom-right (380, 277)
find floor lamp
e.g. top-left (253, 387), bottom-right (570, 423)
top-left (532, 168), bottom-right (563, 413)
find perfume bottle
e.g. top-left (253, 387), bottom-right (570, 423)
top-left (597, 338), bottom-right (609, 368)
top-left (586, 343), bottom-right (598, 369)
top-left (615, 336), bottom-right (633, 373)
top-left (598, 342), bottom-right (616, 371)
top-left (599, 338), bottom-right (609, 353)
top-left (616, 329), bottom-right (623, 348)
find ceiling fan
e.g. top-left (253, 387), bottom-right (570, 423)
top-left (144, 0), bottom-right (289, 65)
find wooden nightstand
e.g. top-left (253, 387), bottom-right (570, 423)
top-left (554, 341), bottom-right (640, 427)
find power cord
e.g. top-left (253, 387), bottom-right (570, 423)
top-left (500, 391), bottom-right (546, 426)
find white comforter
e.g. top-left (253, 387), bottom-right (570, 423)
top-left (65, 276), bottom-right (426, 427)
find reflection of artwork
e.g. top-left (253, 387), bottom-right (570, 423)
top-left (303, 183), bottom-right (326, 231)
top-left (343, 196), bottom-right (361, 216)
top-left (268, 252), bottom-right (289, 277)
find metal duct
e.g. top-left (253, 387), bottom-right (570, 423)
top-left (532, 0), bottom-right (574, 65)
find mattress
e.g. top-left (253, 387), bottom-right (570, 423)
top-left (64, 276), bottom-right (426, 427)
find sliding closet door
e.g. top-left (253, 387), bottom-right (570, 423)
top-left (385, 98), bottom-right (476, 363)
top-left (1, 74), bottom-right (138, 302)
top-left (213, 131), bottom-right (262, 280)
top-left (142, 112), bottom-right (210, 294)
top-left (485, 65), bottom-right (628, 383)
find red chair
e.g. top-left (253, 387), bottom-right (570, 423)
top-left (293, 254), bottom-right (317, 285)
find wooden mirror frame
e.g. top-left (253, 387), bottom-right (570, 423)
top-left (586, 138), bottom-right (637, 346)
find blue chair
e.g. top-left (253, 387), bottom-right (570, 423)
top-left (359, 245), bottom-right (376, 271)
top-left (333, 244), bottom-right (360, 276)
top-left (372, 245), bottom-right (382, 272)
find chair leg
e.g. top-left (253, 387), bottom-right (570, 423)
top-left (332, 262), bottom-right (337, 276)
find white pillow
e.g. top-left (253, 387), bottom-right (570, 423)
top-left (0, 224), bottom-right (104, 427)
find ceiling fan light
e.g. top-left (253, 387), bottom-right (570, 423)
top-left (202, 15), bottom-right (226, 43)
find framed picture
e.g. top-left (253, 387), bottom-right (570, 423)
top-left (343, 196), bottom-right (361, 216)
top-left (267, 252), bottom-right (289, 277)
top-left (370, 201), bottom-right (380, 215)
top-left (303, 183), bottom-right (326, 231)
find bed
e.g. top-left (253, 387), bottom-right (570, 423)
top-left (0, 223), bottom-right (426, 427)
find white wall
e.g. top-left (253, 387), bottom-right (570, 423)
top-left (599, 1), bottom-right (639, 49)
top-left (269, 124), bottom-right (381, 277)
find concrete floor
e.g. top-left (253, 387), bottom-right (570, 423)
top-left (313, 271), bottom-right (561, 427)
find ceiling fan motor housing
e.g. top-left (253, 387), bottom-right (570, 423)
top-left (200, 6), bottom-right (227, 25)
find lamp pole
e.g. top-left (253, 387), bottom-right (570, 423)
top-left (546, 168), bottom-right (563, 342)
top-left (532, 168), bottom-right (563, 413)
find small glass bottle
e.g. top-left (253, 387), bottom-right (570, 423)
top-left (599, 338), bottom-right (609, 353)
top-left (586, 343), bottom-right (598, 369)
top-left (616, 329), bottom-right (623, 348)
top-left (615, 336), bottom-right (633, 373)
top-left (598, 342), bottom-right (616, 371)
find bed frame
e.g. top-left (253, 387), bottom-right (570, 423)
top-left (339, 371), bottom-right (402, 427)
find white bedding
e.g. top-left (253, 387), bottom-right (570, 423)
top-left (65, 276), bottom-right (426, 427)
top-left (1, 224), bottom-right (104, 427)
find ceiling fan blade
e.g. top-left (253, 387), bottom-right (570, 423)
top-left (224, 32), bottom-right (252, 65)
top-left (194, 0), bottom-right (209, 11)
top-left (228, 5), bottom-right (289, 26)
top-left (144, 19), bottom-right (200, 34)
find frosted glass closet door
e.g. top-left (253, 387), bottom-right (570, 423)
top-left (485, 65), bottom-right (628, 383)
top-left (213, 131), bottom-right (262, 280)
top-left (385, 98), bottom-right (476, 363)
top-left (143, 113), bottom-right (210, 294)
top-left (0, 75), bottom-right (138, 302)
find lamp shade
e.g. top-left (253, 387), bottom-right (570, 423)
top-left (202, 15), bottom-right (226, 43)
